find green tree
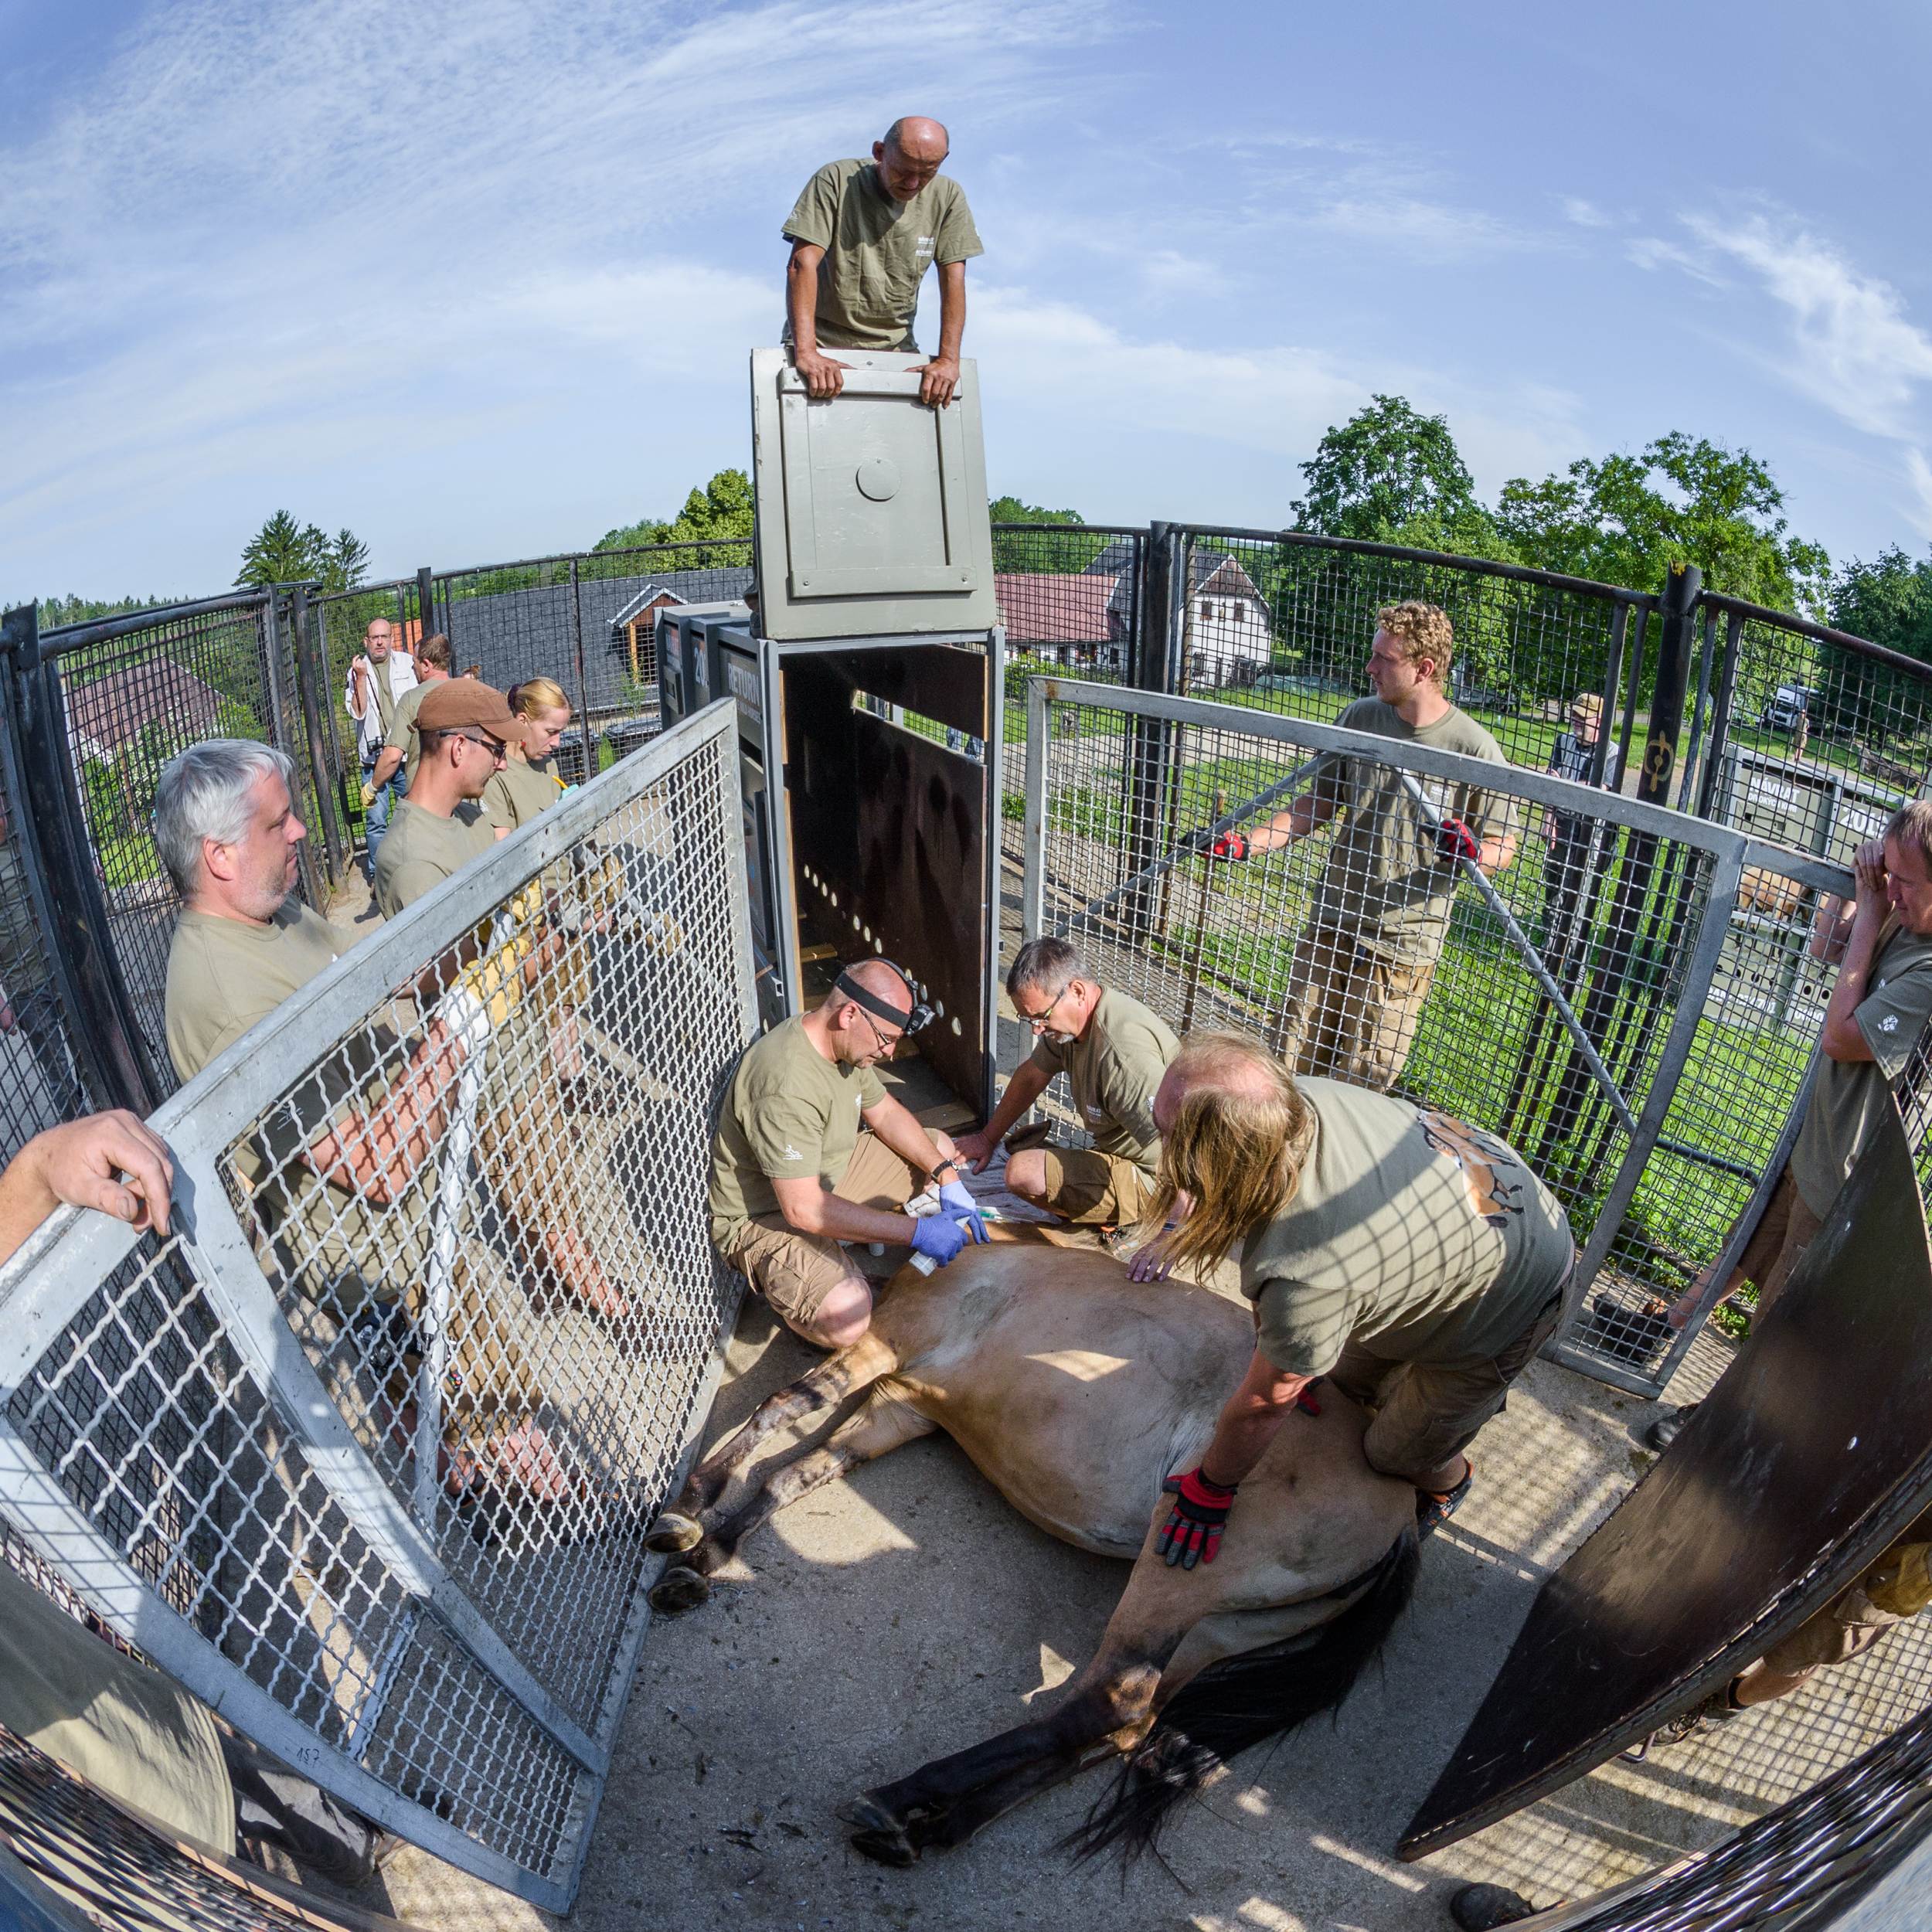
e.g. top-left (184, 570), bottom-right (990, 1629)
top-left (1497, 434), bottom-right (1830, 614)
top-left (988, 497), bottom-right (1108, 573)
top-left (596, 469), bottom-right (755, 554)
top-left (13, 594), bottom-right (179, 630)
top-left (1292, 394), bottom-right (1482, 539)
top-left (235, 512), bottom-right (370, 594)
top-left (1821, 545), bottom-right (1932, 750)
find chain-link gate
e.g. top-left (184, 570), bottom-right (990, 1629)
top-left (0, 702), bottom-right (756, 1910)
top-left (1016, 675), bottom-right (1883, 1398)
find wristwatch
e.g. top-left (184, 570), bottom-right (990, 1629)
top-left (932, 1157), bottom-right (960, 1181)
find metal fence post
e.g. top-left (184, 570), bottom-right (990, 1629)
top-left (1638, 562), bottom-right (1702, 807)
top-left (287, 583), bottom-right (345, 889)
top-left (415, 566), bottom-right (435, 646)
top-left (1124, 526), bottom-right (1182, 933)
top-left (2, 611), bottom-right (162, 1115)
top-left (568, 558), bottom-right (590, 770)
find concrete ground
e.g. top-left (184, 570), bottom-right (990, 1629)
top-left (320, 872), bottom-right (1930, 1932)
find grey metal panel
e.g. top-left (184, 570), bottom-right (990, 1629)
top-left (0, 701), bottom-right (757, 1910)
top-left (751, 349), bottom-right (996, 640)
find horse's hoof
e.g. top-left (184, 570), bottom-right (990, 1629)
top-left (648, 1565), bottom-right (710, 1615)
top-left (842, 1795), bottom-right (918, 1867)
top-left (645, 1509), bottom-right (705, 1554)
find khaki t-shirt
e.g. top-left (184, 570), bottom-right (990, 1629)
top-left (374, 799), bottom-right (496, 916)
top-left (1791, 916), bottom-right (1932, 1215)
top-left (165, 902), bottom-right (420, 1312)
top-left (485, 757), bottom-right (565, 833)
top-left (1241, 1078), bottom-right (1573, 1378)
top-left (709, 1017), bottom-right (886, 1246)
top-left (1308, 699), bottom-right (1515, 964)
top-left (782, 159), bottom-right (984, 352)
top-left (372, 654), bottom-right (401, 733)
top-left (382, 679), bottom-right (436, 790)
top-left (0, 1563), bottom-right (234, 1854)
top-left (1026, 986), bottom-right (1178, 1176)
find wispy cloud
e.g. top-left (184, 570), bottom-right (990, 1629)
top-left (1560, 196), bottom-right (1614, 230)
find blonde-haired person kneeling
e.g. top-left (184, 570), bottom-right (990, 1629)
top-left (1128, 1033), bottom-right (1573, 1564)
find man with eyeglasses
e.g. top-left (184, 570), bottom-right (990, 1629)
top-left (1541, 690), bottom-right (1622, 961)
top-left (954, 936), bottom-right (1179, 1230)
top-left (709, 958), bottom-right (986, 1350)
top-left (371, 678), bottom-right (521, 917)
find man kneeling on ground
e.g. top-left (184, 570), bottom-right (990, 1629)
top-left (709, 960), bottom-right (986, 1348)
top-left (1132, 1033), bottom-right (1574, 1562)
top-left (157, 737), bottom-right (565, 1505)
top-left (955, 936), bottom-right (1178, 1228)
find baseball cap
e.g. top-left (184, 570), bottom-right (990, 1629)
top-left (413, 678), bottom-right (536, 746)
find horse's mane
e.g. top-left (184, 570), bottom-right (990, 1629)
top-left (1062, 1529), bottom-right (1421, 1866)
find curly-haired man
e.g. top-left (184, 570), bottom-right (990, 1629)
top-left (1222, 602), bottom-right (1517, 1090)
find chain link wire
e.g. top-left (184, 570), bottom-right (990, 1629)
top-left (1019, 680), bottom-right (1914, 1399)
top-left (0, 712), bottom-right (752, 1904)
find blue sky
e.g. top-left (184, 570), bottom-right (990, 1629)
top-left (5, 0), bottom-right (1931, 600)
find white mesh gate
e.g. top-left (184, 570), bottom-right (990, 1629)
top-left (0, 702), bottom-right (756, 1911)
top-left (1015, 676), bottom-right (1898, 1398)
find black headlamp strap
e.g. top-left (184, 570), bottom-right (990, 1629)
top-left (832, 963), bottom-right (931, 1032)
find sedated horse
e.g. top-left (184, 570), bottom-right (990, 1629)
top-left (645, 1226), bottom-right (1419, 1866)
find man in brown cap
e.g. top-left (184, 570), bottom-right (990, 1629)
top-left (372, 678), bottom-right (532, 917)
top-left (373, 679), bottom-right (627, 1321)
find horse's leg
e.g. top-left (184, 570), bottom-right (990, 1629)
top-left (846, 1582), bottom-right (1189, 1866)
top-left (647, 1329), bottom-right (900, 1552)
top-left (648, 1386), bottom-right (934, 1614)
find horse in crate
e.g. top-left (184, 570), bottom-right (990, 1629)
top-left (644, 1226), bottom-right (1419, 1865)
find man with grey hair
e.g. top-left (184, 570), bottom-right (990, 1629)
top-left (955, 937), bottom-right (1179, 1228)
top-left (156, 737), bottom-right (565, 1506)
top-left (782, 115), bottom-right (982, 408)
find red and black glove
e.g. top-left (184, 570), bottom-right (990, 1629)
top-left (1208, 831), bottom-right (1250, 862)
top-left (1434, 815), bottom-right (1481, 865)
top-left (1157, 1467), bottom-right (1239, 1569)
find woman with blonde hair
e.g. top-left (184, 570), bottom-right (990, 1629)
top-left (1129, 1033), bottom-right (1573, 1565)
top-left (485, 676), bottom-right (575, 836)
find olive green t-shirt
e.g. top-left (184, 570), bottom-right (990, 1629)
top-left (371, 653), bottom-right (402, 733)
top-left (1241, 1078), bottom-right (1573, 1378)
top-left (781, 158), bottom-right (984, 352)
top-left (485, 757), bottom-right (565, 833)
top-left (709, 1016), bottom-right (886, 1246)
top-left (1790, 917), bottom-right (1932, 1215)
top-left (382, 679), bottom-right (436, 790)
top-left (1026, 986), bottom-right (1179, 1176)
top-left (374, 798), bottom-right (497, 916)
top-left (1308, 699), bottom-right (1515, 964)
top-left (0, 1563), bottom-right (234, 1855)
top-left (165, 900), bottom-right (420, 1312)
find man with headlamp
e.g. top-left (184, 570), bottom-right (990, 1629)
top-left (708, 957), bottom-right (987, 1349)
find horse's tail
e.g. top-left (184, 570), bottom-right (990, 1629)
top-left (1062, 1528), bottom-right (1420, 1866)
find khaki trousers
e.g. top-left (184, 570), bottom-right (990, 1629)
top-left (1277, 923), bottom-right (1436, 1093)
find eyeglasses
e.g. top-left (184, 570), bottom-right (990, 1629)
top-left (451, 730), bottom-right (506, 764)
top-left (852, 1005), bottom-right (903, 1059)
top-left (1020, 983), bottom-right (1076, 1032)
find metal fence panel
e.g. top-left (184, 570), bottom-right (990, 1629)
top-left (0, 702), bottom-right (757, 1910)
top-left (1016, 676), bottom-right (1896, 1398)
top-left (1159, 527), bottom-right (1651, 778)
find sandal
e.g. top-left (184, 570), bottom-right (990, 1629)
top-left (1417, 1461), bottom-right (1474, 1536)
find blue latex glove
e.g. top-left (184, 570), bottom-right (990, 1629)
top-left (937, 1179), bottom-right (988, 1243)
top-left (910, 1213), bottom-right (970, 1267)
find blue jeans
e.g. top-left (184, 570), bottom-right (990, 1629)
top-left (362, 763), bottom-right (406, 882)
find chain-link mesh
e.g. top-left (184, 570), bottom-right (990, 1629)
top-left (1689, 596), bottom-right (1932, 868)
top-left (0, 707), bottom-right (753, 1907)
top-left (1162, 529), bottom-right (1647, 778)
top-left (1519, 1698), bottom-right (1932, 1931)
top-left (1017, 679), bottom-right (1909, 1398)
top-left (0, 1721), bottom-right (407, 1932)
top-left (0, 791), bottom-right (89, 1161)
top-left (42, 597), bottom-right (301, 1103)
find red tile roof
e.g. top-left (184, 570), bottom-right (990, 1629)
top-left (995, 573), bottom-right (1114, 645)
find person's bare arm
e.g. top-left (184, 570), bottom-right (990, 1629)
top-left (786, 241), bottom-right (851, 400)
top-left (1811, 891), bottom-right (1858, 963)
top-left (770, 1173), bottom-right (916, 1246)
top-left (0, 1111), bottom-right (175, 1264)
top-left (861, 1091), bottom-right (955, 1184)
top-left (954, 1060), bottom-right (1051, 1170)
top-left (345, 659), bottom-right (369, 721)
top-left (1478, 825), bottom-right (1519, 876)
top-left (1246, 789), bottom-right (1339, 855)
top-left (1818, 839), bottom-right (1892, 1064)
top-left (370, 745), bottom-right (403, 792)
top-left (305, 1025), bottom-right (464, 1205)
top-left (917, 260), bottom-right (967, 407)
top-left (1197, 1346), bottom-right (1315, 1488)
